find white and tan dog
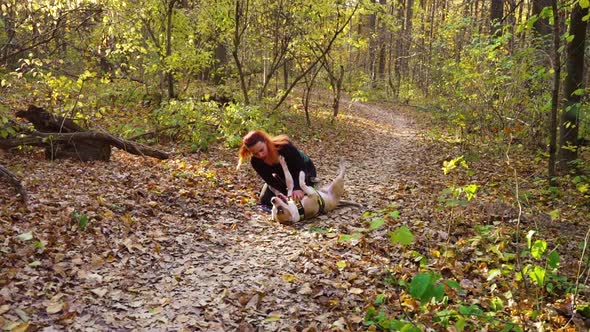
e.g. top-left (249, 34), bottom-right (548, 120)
top-left (270, 156), bottom-right (345, 224)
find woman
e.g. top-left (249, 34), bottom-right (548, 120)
top-left (237, 130), bottom-right (317, 209)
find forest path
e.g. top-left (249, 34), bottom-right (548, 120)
top-left (79, 101), bottom-right (426, 331)
top-left (79, 101), bottom-right (423, 331)
top-left (1, 101), bottom-right (432, 331)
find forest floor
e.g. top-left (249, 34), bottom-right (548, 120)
top-left (1, 100), bottom-right (589, 331)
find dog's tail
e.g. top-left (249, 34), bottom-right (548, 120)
top-left (338, 199), bottom-right (363, 208)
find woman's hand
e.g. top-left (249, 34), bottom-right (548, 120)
top-left (292, 190), bottom-right (304, 201)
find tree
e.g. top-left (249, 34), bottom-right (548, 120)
top-left (558, 2), bottom-right (588, 172)
top-left (164, 0), bottom-right (179, 99)
top-left (532, 0), bottom-right (552, 36)
top-left (271, 1), bottom-right (360, 111)
top-left (490, 0), bottom-right (504, 36)
top-left (231, 0), bottom-right (251, 104)
top-left (548, 0), bottom-right (560, 181)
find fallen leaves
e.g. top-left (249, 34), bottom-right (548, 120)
top-left (1, 101), bottom-right (588, 332)
top-left (46, 302), bottom-right (64, 314)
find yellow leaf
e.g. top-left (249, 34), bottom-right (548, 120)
top-left (443, 249), bottom-right (455, 258)
top-left (336, 260), bottom-right (347, 269)
top-left (264, 314), bottom-right (281, 322)
top-left (123, 213), bottom-right (133, 224)
top-left (10, 322), bottom-right (30, 332)
top-left (46, 302), bottom-right (63, 314)
top-left (281, 274), bottom-right (297, 283)
top-left (549, 209), bottom-right (560, 221)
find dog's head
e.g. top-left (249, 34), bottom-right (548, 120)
top-left (270, 195), bottom-right (301, 224)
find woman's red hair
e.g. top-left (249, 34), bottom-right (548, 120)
top-left (237, 130), bottom-right (290, 169)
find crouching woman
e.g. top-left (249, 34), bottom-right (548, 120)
top-left (237, 130), bottom-right (316, 210)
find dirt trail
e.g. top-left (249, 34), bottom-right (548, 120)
top-left (69, 102), bottom-right (423, 331)
top-left (1, 102), bottom-right (425, 331)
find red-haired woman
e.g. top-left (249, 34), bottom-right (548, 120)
top-left (237, 130), bottom-right (316, 211)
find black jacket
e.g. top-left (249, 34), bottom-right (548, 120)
top-left (250, 142), bottom-right (315, 194)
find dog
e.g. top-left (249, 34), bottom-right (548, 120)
top-left (270, 156), bottom-right (345, 224)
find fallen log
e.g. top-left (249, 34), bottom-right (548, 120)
top-left (0, 131), bottom-right (169, 160)
top-left (0, 164), bottom-right (27, 203)
top-left (1, 105), bottom-right (169, 161)
top-left (15, 105), bottom-right (86, 133)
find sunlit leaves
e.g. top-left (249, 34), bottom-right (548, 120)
top-left (487, 268), bottom-right (502, 281)
top-left (408, 272), bottom-right (445, 305)
top-left (530, 240), bottom-right (547, 259)
top-left (442, 155), bottom-right (468, 175)
top-left (338, 233), bottom-right (362, 242)
top-left (388, 226), bottom-right (414, 246)
top-left (364, 307), bottom-right (421, 331)
top-left (368, 217), bottom-right (385, 230)
top-left (527, 265), bottom-right (546, 286)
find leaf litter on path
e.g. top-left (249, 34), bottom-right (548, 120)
top-left (1, 101), bottom-right (587, 331)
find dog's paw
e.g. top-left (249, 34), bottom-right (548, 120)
top-left (277, 193), bottom-right (288, 202)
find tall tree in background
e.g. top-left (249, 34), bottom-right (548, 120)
top-left (532, 0), bottom-right (552, 36)
top-left (367, 0), bottom-right (378, 84)
top-left (402, 0), bottom-right (414, 82)
top-left (377, 0), bottom-right (388, 83)
top-left (231, 0), bottom-right (251, 104)
top-left (548, 0), bottom-right (560, 180)
top-left (165, 0), bottom-right (179, 99)
top-left (490, 0), bottom-right (504, 35)
top-left (272, 1), bottom-right (360, 111)
top-left (558, 2), bottom-right (588, 172)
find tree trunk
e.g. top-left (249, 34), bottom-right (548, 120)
top-left (332, 65), bottom-right (345, 122)
top-left (490, 0), bottom-right (504, 36)
top-left (548, 0), bottom-right (560, 182)
top-left (302, 66), bottom-right (321, 127)
top-left (0, 164), bottom-right (27, 203)
top-left (532, 0), bottom-right (552, 36)
top-left (558, 3), bottom-right (588, 172)
top-left (165, 0), bottom-right (178, 100)
top-left (367, 0), bottom-right (378, 85)
top-left (402, 0), bottom-right (414, 79)
top-left (232, 0), bottom-right (250, 105)
top-left (283, 60), bottom-right (289, 91)
top-left (377, 0), bottom-right (388, 82)
top-left (271, 2), bottom-right (359, 112)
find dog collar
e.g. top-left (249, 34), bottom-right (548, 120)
top-left (288, 197), bottom-right (306, 218)
top-left (314, 188), bottom-right (326, 215)
top-left (289, 189), bottom-right (325, 220)
top-left (295, 199), bottom-right (305, 218)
